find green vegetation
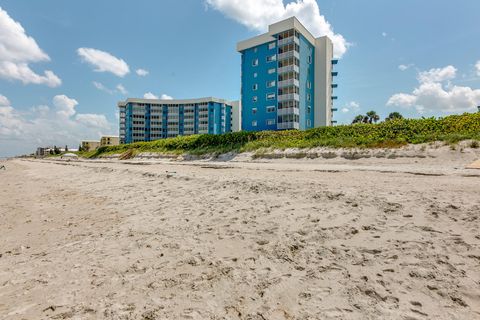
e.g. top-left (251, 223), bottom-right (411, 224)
top-left (81, 112), bottom-right (480, 159)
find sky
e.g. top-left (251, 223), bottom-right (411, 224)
top-left (0, 0), bottom-right (479, 157)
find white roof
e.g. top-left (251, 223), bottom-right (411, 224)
top-left (237, 16), bottom-right (319, 52)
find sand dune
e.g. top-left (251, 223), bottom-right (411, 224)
top-left (0, 145), bottom-right (479, 319)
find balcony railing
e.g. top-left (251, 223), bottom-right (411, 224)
top-left (331, 108), bottom-right (338, 112)
top-left (277, 50), bottom-right (299, 61)
top-left (278, 79), bottom-right (299, 88)
top-left (278, 65), bottom-right (299, 74)
top-left (277, 93), bottom-right (299, 102)
top-left (277, 36), bottom-right (299, 47)
top-left (278, 107), bottom-right (300, 116)
top-left (277, 122), bottom-right (300, 130)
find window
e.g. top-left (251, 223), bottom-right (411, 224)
top-left (307, 93), bottom-right (311, 101)
top-left (254, 72), bottom-right (258, 78)
top-left (308, 55), bottom-right (312, 64)
top-left (266, 55), bottom-right (276, 62)
top-left (268, 68), bottom-right (276, 74)
top-left (307, 119), bottom-right (311, 127)
top-left (307, 81), bottom-right (311, 89)
top-left (252, 108), bottom-right (257, 115)
top-left (266, 93), bottom-right (275, 100)
top-left (266, 80), bottom-right (276, 88)
top-left (252, 96), bottom-right (258, 102)
top-left (266, 106), bottom-right (276, 113)
top-left (307, 106), bottom-right (311, 114)
top-left (252, 120), bottom-right (257, 127)
top-left (252, 58), bottom-right (258, 66)
top-left (267, 119), bottom-right (276, 125)
top-left (269, 42), bottom-right (276, 50)
top-left (253, 84), bottom-right (258, 91)
top-left (254, 47), bottom-right (258, 53)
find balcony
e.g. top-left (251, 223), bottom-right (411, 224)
top-left (331, 96), bottom-right (338, 100)
top-left (278, 78), bottom-right (299, 88)
top-left (278, 107), bottom-right (300, 116)
top-left (332, 59), bottom-right (338, 65)
top-left (277, 36), bottom-right (299, 47)
top-left (331, 84), bottom-right (338, 88)
top-left (332, 71), bottom-right (338, 77)
top-left (277, 122), bottom-right (300, 130)
top-left (277, 93), bottom-right (299, 102)
top-left (331, 108), bottom-right (338, 112)
top-left (277, 50), bottom-right (299, 61)
top-left (278, 65), bottom-right (299, 74)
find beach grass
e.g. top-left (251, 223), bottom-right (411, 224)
top-left (81, 112), bottom-right (480, 158)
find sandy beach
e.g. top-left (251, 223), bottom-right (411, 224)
top-left (1, 144), bottom-right (480, 319)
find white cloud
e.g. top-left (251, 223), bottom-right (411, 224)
top-left (206, 0), bottom-right (349, 58)
top-left (382, 32), bottom-right (387, 37)
top-left (142, 92), bottom-right (174, 100)
top-left (160, 94), bottom-right (173, 100)
top-left (0, 8), bottom-right (61, 87)
top-left (143, 92), bottom-right (158, 99)
top-left (76, 113), bottom-right (110, 128)
top-left (0, 94), bottom-right (10, 106)
top-left (93, 81), bottom-right (113, 94)
top-left (0, 94), bottom-right (114, 157)
top-left (340, 101), bottom-right (360, 113)
top-left (387, 65), bottom-right (480, 114)
top-left (476, 61), bottom-right (480, 76)
top-left (136, 68), bottom-right (149, 76)
top-left (77, 48), bottom-right (130, 77)
top-left (53, 95), bottom-right (78, 118)
top-left (398, 64), bottom-right (413, 71)
top-left (417, 65), bottom-right (456, 83)
top-left (116, 84), bottom-right (128, 95)
top-left (387, 93), bottom-right (417, 107)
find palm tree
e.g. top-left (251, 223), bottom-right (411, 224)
top-left (386, 112), bottom-right (403, 121)
top-left (366, 110), bottom-right (380, 124)
top-left (352, 114), bottom-right (365, 124)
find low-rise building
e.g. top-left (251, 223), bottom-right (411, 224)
top-left (118, 97), bottom-right (240, 144)
top-left (81, 140), bottom-right (100, 151)
top-left (100, 135), bottom-right (120, 147)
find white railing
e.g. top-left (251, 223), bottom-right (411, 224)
top-left (277, 50), bottom-right (299, 61)
top-left (277, 36), bottom-right (299, 47)
top-left (278, 107), bottom-right (300, 116)
top-left (278, 79), bottom-right (299, 88)
top-left (277, 93), bottom-right (299, 102)
top-left (277, 122), bottom-right (300, 130)
top-left (277, 65), bottom-right (299, 74)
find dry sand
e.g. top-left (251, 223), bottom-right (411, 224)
top-left (1, 144), bottom-right (480, 319)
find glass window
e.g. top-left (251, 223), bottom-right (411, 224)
top-left (252, 108), bottom-right (257, 115)
top-left (252, 120), bottom-right (257, 127)
top-left (266, 93), bottom-right (275, 100)
top-left (267, 119), bottom-right (276, 125)
top-left (252, 58), bottom-right (258, 66)
top-left (268, 68), bottom-right (276, 74)
top-left (252, 96), bottom-right (258, 102)
top-left (308, 56), bottom-right (312, 64)
top-left (266, 80), bottom-right (276, 88)
top-left (254, 72), bottom-right (258, 78)
top-left (266, 55), bottom-right (276, 63)
top-left (266, 106), bottom-right (276, 113)
top-left (253, 84), bottom-right (258, 91)
top-left (269, 42), bottom-right (276, 50)
top-left (307, 93), bottom-right (311, 101)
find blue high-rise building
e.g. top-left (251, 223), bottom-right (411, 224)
top-left (237, 17), bottom-right (338, 131)
top-left (118, 97), bottom-right (240, 144)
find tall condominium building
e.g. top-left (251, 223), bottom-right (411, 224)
top-left (118, 97), bottom-right (240, 144)
top-left (237, 17), bottom-right (338, 131)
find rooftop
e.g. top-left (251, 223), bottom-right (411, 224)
top-left (118, 97), bottom-right (233, 107)
top-left (237, 16), bottom-right (326, 52)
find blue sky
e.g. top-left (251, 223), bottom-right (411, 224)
top-left (1, 0), bottom-right (479, 157)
